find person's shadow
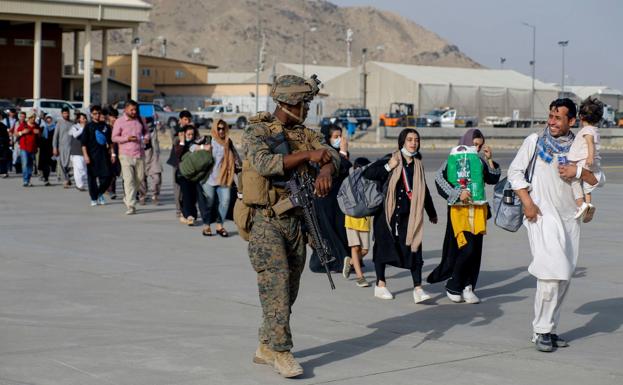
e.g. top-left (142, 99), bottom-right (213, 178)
top-left (296, 293), bottom-right (525, 378)
top-left (563, 297), bottom-right (623, 341)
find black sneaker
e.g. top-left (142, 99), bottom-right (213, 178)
top-left (551, 334), bottom-right (569, 348)
top-left (533, 333), bottom-right (554, 352)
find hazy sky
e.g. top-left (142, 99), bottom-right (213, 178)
top-left (332, 0), bottom-right (623, 91)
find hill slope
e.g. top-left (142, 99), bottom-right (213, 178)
top-left (65, 0), bottom-right (481, 71)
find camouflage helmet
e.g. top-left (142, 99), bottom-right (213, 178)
top-left (270, 74), bottom-right (321, 106)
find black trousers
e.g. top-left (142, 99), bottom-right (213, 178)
top-left (445, 232), bottom-right (483, 294)
top-left (88, 174), bottom-right (112, 201)
top-left (375, 261), bottom-right (423, 287)
top-left (177, 173), bottom-right (211, 222)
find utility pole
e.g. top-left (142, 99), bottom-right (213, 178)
top-left (346, 28), bottom-right (353, 67)
top-left (499, 57), bottom-right (506, 69)
top-left (558, 40), bottom-right (569, 97)
top-left (360, 48), bottom-right (367, 108)
top-left (522, 22), bottom-right (536, 127)
top-left (255, 0), bottom-right (263, 113)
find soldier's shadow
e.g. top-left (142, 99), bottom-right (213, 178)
top-left (296, 293), bottom-right (525, 378)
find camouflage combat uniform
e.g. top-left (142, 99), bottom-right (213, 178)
top-left (243, 75), bottom-right (339, 353)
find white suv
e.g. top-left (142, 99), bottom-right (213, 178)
top-left (20, 99), bottom-right (75, 120)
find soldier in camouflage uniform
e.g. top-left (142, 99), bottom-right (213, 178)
top-left (242, 75), bottom-right (340, 378)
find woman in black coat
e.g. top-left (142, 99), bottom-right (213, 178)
top-left (309, 125), bottom-right (352, 273)
top-left (363, 128), bottom-right (437, 303)
top-left (427, 129), bottom-right (501, 304)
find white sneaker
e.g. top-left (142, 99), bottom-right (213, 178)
top-left (574, 202), bottom-right (589, 219)
top-left (374, 284), bottom-right (394, 300)
top-left (446, 290), bottom-right (463, 303)
top-left (90, 200), bottom-right (98, 207)
top-left (125, 206), bottom-right (136, 215)
top-left (462, 285), bottom-right (480, 304)
top-left (413, 287), bottom-right (431, 303)
top-left (97, 195), bottom-right (106, 205)
top-left (342, 257), bottom-right (352, 279)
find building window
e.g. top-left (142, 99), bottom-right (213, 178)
top-left (175, 70), bottom-right (185, 79)
top-left (14, 39), bottom-right (56, 47)
top-left (142, 68), bottom-right (151, 77)
top-left (109, 69), bottom-right (116, 78)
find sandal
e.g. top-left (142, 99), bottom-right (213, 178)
top-left (202, 226), bottom-right (213, 236)
top-left (216, 228), bottom-right (229, 238)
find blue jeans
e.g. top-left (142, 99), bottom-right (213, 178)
top-left (20, 150), bottom-right (34, 184)
top-left (201, 183), bottom-right (231, 225)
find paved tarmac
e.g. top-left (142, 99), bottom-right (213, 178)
top-left (1, 157), bottom-right (622, 385)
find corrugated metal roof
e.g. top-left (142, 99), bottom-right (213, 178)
top-left (566, 86), bottom-right (623, 100)
top-left (372, 61), bottom-right (559, 91)
top-left (39, 0), bottom-right (151, 9)
top-left (0, 0), bottom-right (151, 23)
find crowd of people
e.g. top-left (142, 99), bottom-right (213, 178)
top-left (0, 85), bottom-right (607, 378)
top-left (0, 101), bottom-right (240, 237)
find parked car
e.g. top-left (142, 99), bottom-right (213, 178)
top-left (423, 107), bottom-right (478, 128)
top-left (320, 107), bottom-right (372, 135)
top-left (69, 101), bottom-right (89, 115)
top-left (0, 99), bottom-right (16, 114)
top-left (194, 104), bottom-right (250, 129)
top-left (19, 99), bottom-right (75, 120)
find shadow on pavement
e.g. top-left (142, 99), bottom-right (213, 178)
top-left (563, 297), bottom-right (623, 342)
top-left (297, 284), bottom-right (526, 378)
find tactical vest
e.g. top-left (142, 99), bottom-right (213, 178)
top-left (240, 112), bottom-right (317, 208)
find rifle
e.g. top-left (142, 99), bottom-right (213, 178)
top-left (286, 172), bottom-right (336, 290)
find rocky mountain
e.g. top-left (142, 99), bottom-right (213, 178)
top-left (65, 0), bottom-right (482, 71)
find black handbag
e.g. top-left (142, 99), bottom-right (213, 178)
top-left (493, 144), bottom-right (538, 232)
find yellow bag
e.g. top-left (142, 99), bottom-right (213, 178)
top-left (241, 159), bottom-right (270, 206)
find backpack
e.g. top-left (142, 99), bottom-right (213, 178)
top-left (337, 165), bottom-right (384, 217)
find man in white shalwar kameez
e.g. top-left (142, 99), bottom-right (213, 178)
top-left (508, 98), bottom-right (600, 352)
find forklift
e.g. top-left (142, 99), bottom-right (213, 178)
top-left (379, 102), bottom-right (415, 127)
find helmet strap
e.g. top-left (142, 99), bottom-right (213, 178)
top-left (277, 102), bottom-right (304, 124)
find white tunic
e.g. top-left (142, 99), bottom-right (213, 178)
top-left (508, 133), bottom-right (580, 280)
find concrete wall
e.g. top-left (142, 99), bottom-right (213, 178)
top-left (0, 22), bottom-right (62, 100)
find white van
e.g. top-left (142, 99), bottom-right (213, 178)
top-left (20, 99), bottom-right (75, 120)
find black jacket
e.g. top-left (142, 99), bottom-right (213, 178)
top-left (363, 154), bottom-right (437, 269)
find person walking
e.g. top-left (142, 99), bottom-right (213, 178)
top-left (81, 105), bottom-right (112, 206)
top-left (362, 128), bottom-right (438, 302)
top-left (105, 108), bottom-right (121, 199)
top-left (38, 114), bottom-right (56, 186)
top-left (200, 119), bottom-right (241, 236)
top-left (53, 107), bottom-right (74, 188)
top-left (112, 100), bottom-right (150, 215)
top-left (244, 75), bottom-right (339, 378)
top-left (343, 157), bottom-right (372, 287)
top-left (15, 112), bottom-right (40, 187)
top-left (427, 129), bottom-right (501, 304)
top-left (174, 125), bottom-right (211, 226)
top-left (70, 113), bottom-right (88, 191)
top-left (508, 98), bottom-right (600, 352)
top-left (167, 110), bottom-right (194, 217)
top-left (0, 116), bottom-right (11, 177)
top-left (139, 118), bottom-right (163, 205)
top-left (1, 109), bottom-right (17, 176)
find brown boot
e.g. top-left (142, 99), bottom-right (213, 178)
top-left (252, 343), bottom-right (274, 365)
top-left (272, 351), bottom-right (303, 378)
